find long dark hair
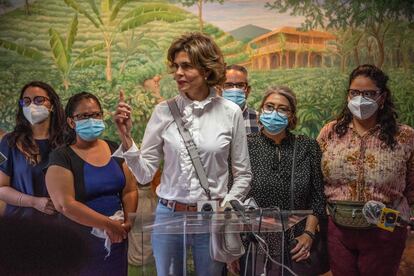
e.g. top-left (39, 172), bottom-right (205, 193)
top-left (63, 92), bottom-right (102, 145)
top-left (333, 64), bottom-right (398, 148)
top-left (8, 81), bottom-right (65, 164)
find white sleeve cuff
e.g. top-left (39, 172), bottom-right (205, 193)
top-left (112, 141), bottom-right (140, 158)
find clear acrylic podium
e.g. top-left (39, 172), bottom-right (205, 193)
top-left (129, 208), bottom-right (311, 275)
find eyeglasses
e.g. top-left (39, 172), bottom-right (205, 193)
top-left (19, 96), bottom-right (50, 107)
top-left (348, 89), bottom-right (382, 100)
top-left (171, 62), bottom-right (195, 72)
top-left (223, 82), bottom-right (248, 90)
top-left (262, 103), bottom-right (291, 115)
top-left (72, 111), bottom-right (103, 121)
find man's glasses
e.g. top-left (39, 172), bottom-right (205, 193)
top-left (348, 89), bottom-right (382, 100)
top-left (262, 103), bottom-right (291, 115)
top-left (72, 112), bottom-right (103, 121)
top-left (223, 82), bottom-right (248, 90)
top-left (19, 96), bottom-right (50, 107)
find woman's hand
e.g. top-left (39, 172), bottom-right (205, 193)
top-left (113, 90), bottom-right (133, 150)
top-left (33, 197), bottom-right (56, 215)
top-left (290, 233), bottom-right (313, 262)
top-left (105, 219), bottom-right (127, 243)
top-left (227, 260), bottom-right (240, 275)
top-left (121, 219), bottom-right (132, 233)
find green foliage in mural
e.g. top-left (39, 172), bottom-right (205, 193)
top-left (63, 0), bottom-right (187, 82)
top-left (0, 38), bottom-right (44, 60)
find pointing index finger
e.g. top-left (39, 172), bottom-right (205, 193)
top-left (119, 89), bottom-right (125, 103)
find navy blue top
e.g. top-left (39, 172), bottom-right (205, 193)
top-left (84, 159), bottom-right (125, 216)
top-left (0, 134), bottom-right (51, 218)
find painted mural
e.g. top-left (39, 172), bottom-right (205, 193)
top-left (0, 0), bottom-right (413, 274)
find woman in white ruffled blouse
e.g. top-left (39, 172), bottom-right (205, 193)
top-left (113, 32), bottom-right (252, 275)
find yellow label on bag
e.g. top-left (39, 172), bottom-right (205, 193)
top-left (377, 207), bottom-right (399, 232)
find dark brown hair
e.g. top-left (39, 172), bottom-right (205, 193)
top-left (63, 92), bottom-right (102, 145)
top-left (8, 81), bottom-right (65, 165)
top-left (167, 32), bottom-right (226, 86)
top-left (333, 64), bottom-right (398, 148)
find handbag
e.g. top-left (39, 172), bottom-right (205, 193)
top-left (167, 98), bottom-right (245, 263)
top-left (287, 136), bottom-right (330, 276)
top-left (327, 200), bottom-right (372, 229)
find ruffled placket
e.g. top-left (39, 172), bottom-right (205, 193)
top-left (175, 89), bottom-right (216, 195)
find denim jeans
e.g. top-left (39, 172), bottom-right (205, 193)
top-left (151, 203), bottom-right (225, 276)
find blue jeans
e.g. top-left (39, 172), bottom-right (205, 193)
top-left (151, 203), bottom-right (224, 276)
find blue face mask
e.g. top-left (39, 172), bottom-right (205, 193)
top-left (75, 118), bottom-right (105, 141)
top-left (222, 88), bottom-right (246, 108)
top-left (259, 111), bottom-right (288, 135)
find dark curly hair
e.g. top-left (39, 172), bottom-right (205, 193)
top-left (8, 81), bottom-right (65, 165)
top-left (63, 92), bottom-right (102, 145)
top-left (333, 64), bottom-right (398, 149)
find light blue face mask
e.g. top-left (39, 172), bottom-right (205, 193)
top-left (259, 111), bottom-right (288, 135)
top-left (75, 118), bottom-right (105, 141)
top-left (222, 88), bottom-right (246, 107)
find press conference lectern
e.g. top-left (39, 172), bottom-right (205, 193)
top-left (129, 208), bottom-right (311, 275)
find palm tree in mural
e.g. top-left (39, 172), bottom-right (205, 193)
top-left (116, 30), bottom-right (159, 77)
top-left (49, 14), bottom-right (106, 90)
top-left (0, 39), bottom-right (43, 60)
top-left (64, 0), bottom-right (186, 82)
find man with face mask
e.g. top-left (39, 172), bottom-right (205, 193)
top-left (220, 65), bottom-right (259, 134)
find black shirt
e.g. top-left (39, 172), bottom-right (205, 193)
top-left (245, 131), bottom-right (326, 256)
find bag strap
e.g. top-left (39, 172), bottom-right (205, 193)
top-left (290, 136), bottom-right (298, 210)
top-left (167, 98), bottom-right (212, 200)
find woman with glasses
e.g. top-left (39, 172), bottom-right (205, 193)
top-left (236, 86), bottom-right (326, 276)
top-left (45, 92), bottom-right (138, 275)
top-left (317, 64), bottom-right (414, 275)
top-left (113, 32), bottom-right (251, 275)
top-left (0, 81), bottom-right (64, 219)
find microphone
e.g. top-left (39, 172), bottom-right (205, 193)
top-left (362, 200), bottom-right (414, 231)
top-left (230, 200), bottom-right (245, 214)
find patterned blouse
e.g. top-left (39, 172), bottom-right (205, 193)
top-left (245, 131), bottom-right (326, 256)
top-left (317, 122), bottom-right (414, 220)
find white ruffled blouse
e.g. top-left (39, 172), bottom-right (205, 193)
top-left (113, 89), bottom-right (252, 205)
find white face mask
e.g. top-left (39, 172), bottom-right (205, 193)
top-left (23, 104), bottom-right (50, 125)
top-left (347, 95), bottom-right (379, 120)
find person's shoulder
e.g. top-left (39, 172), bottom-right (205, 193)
top-left (247, 131), bottom-right (262, 144)
top-left (295, 134), bottom-right (319, 147)
top-left (396, 124), bottom-right (414, 143)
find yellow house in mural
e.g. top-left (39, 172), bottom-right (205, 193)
top-left (245, 27), bottom-right (336, 70)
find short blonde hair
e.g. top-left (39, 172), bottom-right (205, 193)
top-left (259, 86), bottom-right (298, 130)
top-left (167, 32), bottom-right (226, 86)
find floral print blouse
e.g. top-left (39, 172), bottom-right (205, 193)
top-left (317, 122), bottom-right (414, 220)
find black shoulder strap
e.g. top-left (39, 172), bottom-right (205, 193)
top-left (60, 146), bottom-right (87, 203)
top-left (105, 139), bottom-right (124, 171)
top-left (290, 136), bottom-right (298, 210)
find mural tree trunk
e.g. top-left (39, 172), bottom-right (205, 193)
top-left (198, 0), bottom-right (203, 32)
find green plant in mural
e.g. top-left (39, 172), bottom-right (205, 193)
top-left (265, 0), bottom-right (414, 69)
top-left (49, 13), bottom-right (105, 90)
top-left (0, 38), bottom-right (44, 60)
top-left (115, 30), bottom-right (159, 76)
top-left (63, 0), bottom-right (186, 82)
